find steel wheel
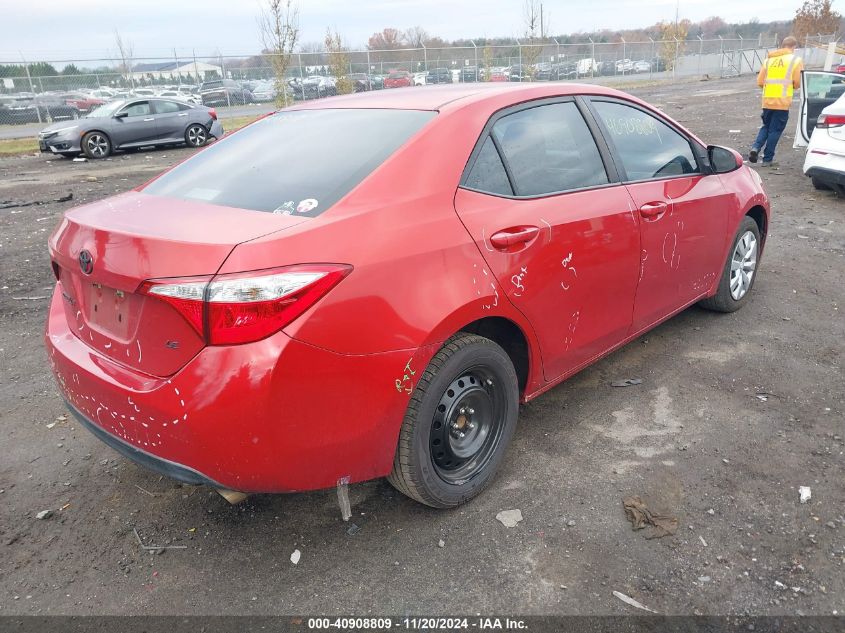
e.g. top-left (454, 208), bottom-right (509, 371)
top-left (429, 367), bottom-right (507, 485)
top-left (185, 124), bottom-right (208, 147)
top-left (729, 230), bottom-right (757, 300)
top-left (82, 132), bottom-right (110, 159)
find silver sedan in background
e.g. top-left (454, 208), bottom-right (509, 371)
top-left (37, 97), bottom-right (224, 159)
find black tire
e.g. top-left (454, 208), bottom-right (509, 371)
top-left (387, 333), bottom-right (519, 508)
top-left (699, 216), bottom-right (761, 313)
top-left (81, 131), bottom-right (111, 159)
top-left (185, 123), bottom-right (208, 148)
top-left (811, 177), bottom-right (831, 191)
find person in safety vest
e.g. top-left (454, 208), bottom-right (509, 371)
top-left (749, 36), bottom-right (803, 166)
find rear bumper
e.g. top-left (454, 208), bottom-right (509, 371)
top-left (805, 165), bottom-right (845, 187)
top-left (45, 284), bottom-right (421, 493)
top-left (66, 399), bottom-right (222, 487)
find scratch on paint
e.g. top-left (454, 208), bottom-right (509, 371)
top-left (481, 227), bottom-right (494, 252)
top-left (539, 218), bottom-right (552, 244)
top-left (482, 283), bottom-right (499, 310)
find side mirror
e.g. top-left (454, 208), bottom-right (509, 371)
top-left (114, 111), bottom-right (128, 119)
top-left (708, 145), bottom-right (743, 174)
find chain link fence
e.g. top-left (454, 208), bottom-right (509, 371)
top-left (0, 34), bottom-right (838, 130)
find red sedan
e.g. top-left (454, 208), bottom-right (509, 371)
top-left (383, 71), bottom-right (413, 88)
top-left (46, 84), bottom-right (769, 508)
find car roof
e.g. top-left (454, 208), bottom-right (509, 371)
top-left (290, 82), bottom-right (632, 112)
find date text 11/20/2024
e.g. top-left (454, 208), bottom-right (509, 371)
top-left (306, 617), bottom-right (528, 630)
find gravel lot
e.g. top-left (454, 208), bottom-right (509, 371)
top-left (1, 75), bottom-right (843, 617)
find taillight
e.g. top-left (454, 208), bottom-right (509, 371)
top-left (140, 264), bottom-right (351, 345)
top-left (816, 113), bottom-right (845, 128)
top-left (208, 108), bottom-right (218, 120)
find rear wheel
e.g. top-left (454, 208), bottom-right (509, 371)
top-left (185, 124), bottom-right (208, 148)
top-left (700, 216), bottom-right (761, 313)
top-left (388, 333), bottom-right (519, 508)
top-left (81, 131), bottom-right (111, 159)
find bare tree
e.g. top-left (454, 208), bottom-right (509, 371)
top-left (521, 0), bottom-right (549, 80)
top-left (403, 26), bottom-right (430, 48)
top-left (260, 0), bottom-right (299, 107)
top-left (114, 29), bottom-right (135, 90)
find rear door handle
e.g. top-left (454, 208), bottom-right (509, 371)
top-left (143, 117), bottom-right (155, 122)
top-left (490, 226), bottom-right (540, 249)
top-left (639, 201), bottom-right (668, 219)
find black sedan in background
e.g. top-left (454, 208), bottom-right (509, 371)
top-left (0, 94), bottom-right (80, 125)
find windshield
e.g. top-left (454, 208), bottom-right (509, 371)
top-left (86, 100), bottom-right (126, 118)
top-left (143, 108), bottom-right (435, 216)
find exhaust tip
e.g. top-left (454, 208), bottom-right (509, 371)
top-left (216, 488), bottom-right (250, 505)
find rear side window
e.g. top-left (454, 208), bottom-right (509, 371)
top-left (490, 102), bottom-right (608, 196)
top-left (143, 109), bottom-right (435, 216)
top-left (592, 100), bottom-right (698, 181)
top-left (154, 100), bottom-right (187, 114)
top-left (464, 137), bottom-right (513, 196)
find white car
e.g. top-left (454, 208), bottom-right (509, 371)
top-left (633, 60), bottom-right (651, 73)
top-left (413, 72), bottom-right (427, 86)
top-left (800, 70), bottom-right (845, 192)
top-left (157, 90), bottom-right (201, 105)
top-left (615, 59), bottom-right (634, 73)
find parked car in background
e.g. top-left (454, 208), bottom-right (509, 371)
top-left (633, 60), bottom-right (652, 73)
top-left (595, 61), bottom-right (616, 76)
top-left (576, 58), bottom-right (599, 76)
top-left (413, 72), bottom-right (427, 86)
top-left (200, 79), bottom-right (255, 106)
top-left (251, 80), bottom-right (277, 102)
top-left (460, 66), bottom-right (480, 82)
top-left (615, 59), bottom-right (634, 73)
top-left (800, 70), bottom-right (845, 192)
top-left (0, 94), bottom-right (80, 125)
top-left (45, 83), bottom-right (768, 510)
top-left (426, 67), bottom-right (453, 84)
top-left (651, 57), bottom-right (667, 72)
top-left (486, 67), bottom-right (510, 82)
top-left (384, 71), bottom-right (413, 88)
top-left (301, 75), bottom-right (337, 99)
top-left (348, 73), bottom-right (372, 92)
top-left (62, 93), bottom-right (106, 113)
top-left (158, 90), bottom-right (201, 105)
top-left (37, 97), bottom-right (223, 159)
top-left (370, 74), bottom-right (386, 90)
top-left (507, 64), bottom-right (532, 81)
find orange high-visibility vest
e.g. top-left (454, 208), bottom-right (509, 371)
top-left (763, 53), bottom-right (798, 99)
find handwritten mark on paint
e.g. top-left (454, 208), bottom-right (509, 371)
top-left (561, 252), bottom-right (578, 290)
top-left (511, 267), bottom-right (528, 297)
top-left (395, 358), bottom-right (416, 394)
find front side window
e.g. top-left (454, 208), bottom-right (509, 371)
top-left (490, 102), bottom-right (608, 196)
top-left (592, 100), bottom-right (698, 181)
top-left (143, 108), bottom-right (435, 216)
top-left (120, 101), bottom-right (152, 117)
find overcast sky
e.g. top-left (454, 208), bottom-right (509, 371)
top-left (2, 0), bottom-right (805, 62)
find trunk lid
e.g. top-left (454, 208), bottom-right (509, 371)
top-left (49, 191), bottom-right (307, 377)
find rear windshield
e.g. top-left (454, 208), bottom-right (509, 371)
top-left (142, 108), bottom-right (435, 216)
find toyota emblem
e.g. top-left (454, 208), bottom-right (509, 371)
top-left (78, 250), bottom-right (94, 275)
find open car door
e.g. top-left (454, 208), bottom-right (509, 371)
top-left (798, 70), bottom-right (845, 144)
